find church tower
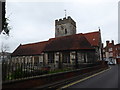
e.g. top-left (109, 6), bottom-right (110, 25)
top-left (55, 16), bottom-right (76, 37)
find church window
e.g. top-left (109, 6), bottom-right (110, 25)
top-left (65, 29), bottom-right (67, 34)
top-left (62, 52), bottom-right (70, 63)
top-left (48, 53), bottom-right (54, 63)
top-left (34, 56), bottom-right (39, 66)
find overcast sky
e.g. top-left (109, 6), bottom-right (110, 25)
top-left (0, 0), bottom-right (119, 52)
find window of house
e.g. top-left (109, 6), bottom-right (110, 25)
top-left (109, 53), bottom-right (113, 57)
top-left (23, 57), bottom-right (25, 63)
top-left (48, 53), bottom-right (54, 63)
top-left (81, 53), bottom-right (85, 63)
top-left (34, 56), bottom-right (39, 66)
top-left (16, 57), bottom-right (18, 63)
top-left (62, 52), bottom-right (70, 63)
top-left (109, 48), bottom-right (113, 51)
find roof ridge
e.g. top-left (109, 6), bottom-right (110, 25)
top-left (49, 33), bottom-right (83, 41)
top-left (21, 41), bottom-right (48, 46)
top-left (83, 30), bottom-right (100, 35)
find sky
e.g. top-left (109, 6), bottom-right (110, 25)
top-left (0, 0), bottom-right (119, 52)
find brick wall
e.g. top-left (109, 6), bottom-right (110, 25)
top-left (2, 61), bottom-right (108, 89)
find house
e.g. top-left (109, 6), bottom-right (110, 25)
top-left (115, 44), bottom-right (120, 64)
top-left (11, 16), bottom-right (102, 69)
top-left (103, 40), bottom-right (120, 64)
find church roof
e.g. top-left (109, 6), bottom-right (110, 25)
top-left (83, 31), bottom-right (101, 47)
top-left (44, 33), bottom-right (94, 52)
top-left (11, 41), bottom-right (48, 56)
top-left (12, 31), bottom-right (101, 56)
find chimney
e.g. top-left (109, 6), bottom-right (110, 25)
top-left (112, 40), bottom-right (114, 45)
top-left (106, 41), bottom-right (109, 46)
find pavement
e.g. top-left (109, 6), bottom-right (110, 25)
top-left (61, 65), bottom-right (119, 89)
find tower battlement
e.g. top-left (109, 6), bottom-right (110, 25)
top-left (55, 16), bottom-right (76, 27)
top-left (55, 16), bottom-right (76, 37)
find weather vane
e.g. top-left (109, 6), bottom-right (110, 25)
top-left (64, 9), bottom-right (67, 18)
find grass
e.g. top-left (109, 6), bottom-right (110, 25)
top-left (5, 68), bottom-right (74, 81)
top-left (48, 68), bottom-right (73, 74)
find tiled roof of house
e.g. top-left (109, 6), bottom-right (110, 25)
top-left (83, 31), bottom-right (101, 47)
top-left (115, 43), bottom-right (120, 46)
top-left (11, 41), bottom-right (48, 56)
top-left (44, 33), bottom-right (94, 52)
top-left (12, 31), bottom-right (101, 56)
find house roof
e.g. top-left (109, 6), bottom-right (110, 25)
top-left (44, 33), bottom-right (94, 52)
top-left (11, 41), bottom-right (48, 56)
top-left (12, 31), bottom-right (101, 56)
top-left (83, 31), bottom-right (101, 47)
top-left (115, 43), bottom-right (120, 46)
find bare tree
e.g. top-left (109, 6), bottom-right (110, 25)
top-left (1, 18), bottom-right (11, 36)
top-left (0, 41), bottom-right (9, 61)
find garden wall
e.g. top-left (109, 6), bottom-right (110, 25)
top-left (2, 61), bottom-right (108, 89)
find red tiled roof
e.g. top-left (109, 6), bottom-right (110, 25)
top-left (44, 33), bottom-right (94, 52)
top-left (12, 31), bottom-right (100, 56)
top-left (115, 44), bottom-right (120, 46)
top-left (11, 41), bottom-right (48, 56)
top-left (83, 31), bottom-right (101, 47)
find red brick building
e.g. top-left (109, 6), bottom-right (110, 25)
top-left (103, 40), bottom-right (120, 64)
top-left (115, 44), bottom-right (120, 64)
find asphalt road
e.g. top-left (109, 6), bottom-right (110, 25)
top-left (63, 65), bottom-right (119, 88)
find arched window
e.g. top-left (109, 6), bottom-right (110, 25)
top-left (65, 29), bottom-right (67, 34)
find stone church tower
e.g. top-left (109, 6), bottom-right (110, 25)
top-left (55, 16), bottom-right (76, 37)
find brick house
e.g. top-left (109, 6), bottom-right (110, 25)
top-left (115, 44), bottom-right (120, 64)
top-left (11, 16), bottom-right (103, 69)
top-left (103, 40), bottom-right (120, 64)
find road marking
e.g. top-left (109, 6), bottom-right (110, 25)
top-left (61, 67), bottom-right (111, 89)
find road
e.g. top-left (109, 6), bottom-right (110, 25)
top-left (62, 65), bottom-right (119, 88)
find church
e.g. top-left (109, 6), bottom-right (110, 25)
top-left (11, 16), bottom-right (102, 69)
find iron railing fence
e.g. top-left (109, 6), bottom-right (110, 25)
top-left (2, 60), bottom-right (49, 82)
top-left (2, 59), bottom-right (103, 82)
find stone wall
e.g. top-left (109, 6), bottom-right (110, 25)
top-left (55, 16), bottom-right (76, 37)
top-left (12, 50), bottom-right (96, 70)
